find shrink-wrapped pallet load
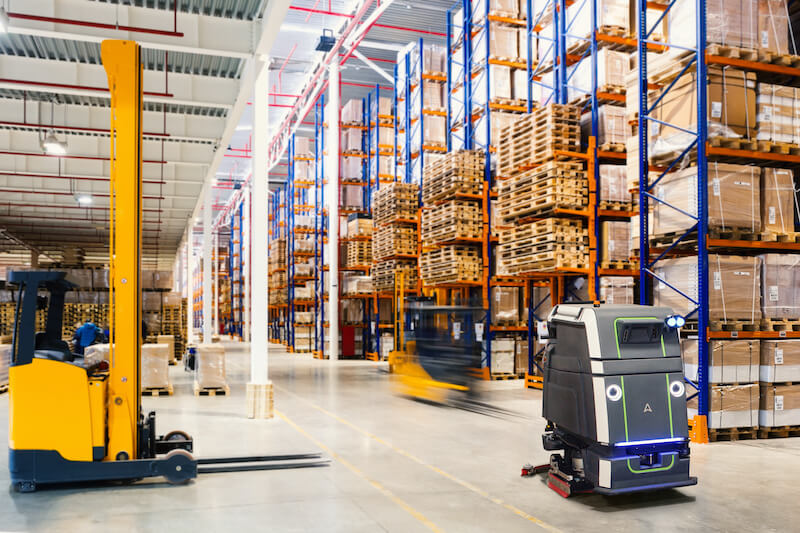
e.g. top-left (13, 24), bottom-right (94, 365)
top-left (682, 339), bottom-right (760, 384)
top-left (670, 0), bottom-right (758, 50)
top-left (654, 255), bottom-right (761, 325)
top-left (760, 384), bottom-right (800, 427)
top-left (653, 164), bottom-right (761, 236)
top-left (196, 343), bottom-right (227, 390)
top-left (758, 0), bottom-right (792, 55)
top-left (157, 335), bottom-right (176, 364)
top-left (599, 277), bottom-right (634, 305)
top-left (491, 286), bottom-right (520, 325)
top-left (142, 343), bottom-right (171, 390)
top-left (760, 254), bottom-right (800, 319)
top-left (492, 338), bottom-right (516, 374)
top-left (760, 340), bottom-right (800, 382)
top-left (688, 384), bottom-right (759, 429)
top-left (0, 343), bottom-right (10, 389)
top-left (600, 221), bottom-right (630, 263)
top-left (761, 168), bottom-right (796, 235)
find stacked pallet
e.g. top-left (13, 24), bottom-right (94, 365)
top-left (373, 260), bottom-right (418, 292)
top-left (497, 160), bottom-right (587, 222)
top-left (374, 225), bottom-right (417, 259)
top-left (496, 104), bottom-right (581, 178)
top-left (497, 219), bottom-right (589, 274)
top-left (421, 200), bottom-right (482, 246)
top-left (345, 240), bottom-right (372, 268)
top-left (373, 182), bottom-right (420, 293)
top-left (420, 150), bottom-right (485, 285)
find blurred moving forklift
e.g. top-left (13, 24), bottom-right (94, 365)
top-left (7, 40), bottom-right (326, 492)
top-left (389, 273), bottom-right (483, 403)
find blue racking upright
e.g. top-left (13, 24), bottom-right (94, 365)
top-left (228, 200), bottom-right (244, 338)
top-left (268, 186), bottom-right (285, 344)
top-left (313, 96), bottom-right (328, 359)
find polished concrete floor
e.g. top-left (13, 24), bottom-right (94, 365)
top-left (0, 341), bottom-right (798, 532)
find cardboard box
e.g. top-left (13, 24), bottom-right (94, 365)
top-left (347, 215), bottom-right (373, 237)
top-left (654, 255), bottom-right (762, 322)
top-left (761, 168), bottom-right (795, 233)
top-left (599, 277), bottom-right (634, 305)
top-left (492, 338), bottom-right (516, 373)
top-left (758, 0), bottom-right (791, 54)
top-left (341, 99), bottom-right (362, 124)
top-left (688, 384), bottom-right (759, 429)
top-left (341, 156), bottom-right (363, 180)
top-left (568, 49), bottom-right (629, 101)
top-left (379, 97), bottom-right (393, 116)
top-left (489, 23), bottom-right (518, 59)
top-left (342, 127), bottom-right (362, 152)
top-left (142, 343), bottom-right (171, 389)
top-left (756, 83), bottom-right (800, 143)
top-left (599, 165), bottom-right (631, 204)
top-left (196, 344), bottom-right (226, 389)
top-left (422, 79), bottom-right (444, 109)
top-left (760, 340), bottom-right (800, 382)
top-left (490, 64), bottom-right (512, 100)
top-left (682, 339), bottom-right (759, 384)
top-left (670, 0), bottom-right (758, 50)
top-left (295, 136), bottom-right (312, 156)
top-left (601, 221), bottom-right (630, 263)
top-left (583, 104), bottom-right (627, 146)
top-left (515, 338), bottom-right (529, 374)
top-left (491, 286), bottom-right (520, 325)
top-left (650, 68), bottom-right (757, 154)
top-left (156, 334), bottom-right (176, 363)
top-left (653, 164), bottom-right (761, 236)
top-left (760, 383), bottom-right (800, 427)
top-left (761, 253), bottom-right (800, 319)
top-left (423, 115), bottom-right (447, 146)
top-left (143, 291), bottom-right (162, 312)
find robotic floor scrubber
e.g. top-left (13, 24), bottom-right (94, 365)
top-left (527, 303), bottom-right (697, 496)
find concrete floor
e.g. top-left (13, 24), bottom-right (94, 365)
top-left (0, 342), bottom-right (798, 532)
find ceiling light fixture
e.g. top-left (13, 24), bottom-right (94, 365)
top-left (41, 130), bottom-right (67, 155)
top-left (76, 195), bottom-right (92, 206)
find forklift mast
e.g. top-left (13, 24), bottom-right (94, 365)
top-left (101, 40), bottom-right (143, 461)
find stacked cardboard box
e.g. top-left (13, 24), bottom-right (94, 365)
top-left (491, 286), bottom-right (521, 326)
top-left (688, 384), bottom-right (759, 429)
top-left (492, 338), bottom-right (516, 374)
top-left (141, 343), bottom-right (172, 391)
top-left (758, 0), bottom-right (793, 56)
top-left (756, 83), bottom-right (800, 144)
top-left (599, 164), bottom-right (633, 207)
top-left (683, 339), bottom-right (760, 384)
top-left (583, 105), bottom-right (627, 147)
top-left (670, 0), bottom-right (758, 51)
top-left (195, 344), bottom-right (227, 391)
top-left (599, 277), bottom-right (635, 304)
top-left (600, 221), bottom-right (631, 264)
top-left (761, 168), bottom-right (795, 235)
top-left (654, 255), bottom-right (762, 327)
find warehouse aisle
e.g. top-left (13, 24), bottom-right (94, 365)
top-left (0, 341), bottom-right (798, 532)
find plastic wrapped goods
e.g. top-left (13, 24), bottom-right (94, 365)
top-left (0, 344), bottom-right (10, 386)
top-left (491, 286), bottom-right (520, 325)
top-left (758, 0), bottom-right (792, 55)
top-left (599, 165), bottom-right (630, 204)
top-left (760, 383), bottom-right (800, 427)
top-left (84, 343), bottom-right (110, 367)
top-left (760, 254), bottom-right (800, 319)
top-left (157, 335), bottom-right (176, 363)
top-left (756, 83), bottom-right (800, 143)
top-left (760, 340), bottom-right (800, 382)
top-left (599, 277), bottom-right (634, 305)
top-left (654, 255), bottom-right (761, 323)
top-left (196, 344), bottom-right (227, 389)
top-left (682, 339), bottom-right (759, 384)
top-left (601, 221), bottom-right (630, 263)
top-left (670, 0), bottom-right (758, 50)
top-left (141, 343), bottom-right (171, 389)
top-left (653, 164), bottom-right (761, 236)
top-left (688, 384), bottom-right (759, 429)
top-left (761, 168), bottom-right (796, 234)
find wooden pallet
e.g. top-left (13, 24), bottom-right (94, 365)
top-left (649, 226), bottom-right (764, 248)
top-left (142, 384), bottom-right (174, 397)
top-left (599, 142), bottom-right (626, 153)
top-left (598, 200), bottom-right (635, 212)
top-left (760, 317), bottom-right (800, 332)
top-left (761, 231), bottom-right (800, 243)
top-left (194, 382), bottom-right (231, 396)
top-left (600, 260), bottom-right (637, 270)
top-left (682, 319), bottom-right (761, 333)
top-left (706, 44), bottom-right (758, 61)
top-left (708, 426), bottom-right (758, 442)
top-left (491, 372), bottom-right (525, 381)
top-left (757, 425), bottom-right (800, 439)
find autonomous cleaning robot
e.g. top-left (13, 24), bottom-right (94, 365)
top-left (528, 303), bottom-right (697, 496)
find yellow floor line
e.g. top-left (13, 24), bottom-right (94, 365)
top-left (276, 387), bottom-right (562, 533)
top-left (275, 409), bottom-right (445, 533)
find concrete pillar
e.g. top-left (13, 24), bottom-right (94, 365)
top-left (185, 226), bottom-right (194, 346)
top-left (213, 231), bottom-right (219, 335)
top-left (247, 57), bottom-right (273, 418)
top-left (243, 189), bottom-right (251, 343)
top-left (327, 62), bottom-right (340, 362)
top-left (202, 187), bottom-right (213, 344)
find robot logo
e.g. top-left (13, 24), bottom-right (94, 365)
top-left (643, 403), bottom-right (653, 413)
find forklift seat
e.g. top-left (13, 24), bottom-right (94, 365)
top-left (33, 332), bottom-right (74, 362)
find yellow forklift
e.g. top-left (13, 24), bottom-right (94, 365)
top-left (7, 41), bottom-right (325, 492)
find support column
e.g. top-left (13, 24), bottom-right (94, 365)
top-left (202, 187), bottom-right (213, 344)
top-left (243, 190), bottom-right (251, 343)
top-left (327, 62), bottom-right (340, 362)
top-left (247, 56), bottom-right (273, 418)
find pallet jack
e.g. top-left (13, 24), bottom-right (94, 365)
top-left (522, 303), bottom-right (697, 496)
top-left (7, 41), bottom-right (326, 492)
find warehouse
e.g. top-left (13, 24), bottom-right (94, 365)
top-left (0, 0), bottom-right (799, 530)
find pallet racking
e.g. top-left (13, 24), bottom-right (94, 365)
top-left (636, 0), bottom-right (800, 441)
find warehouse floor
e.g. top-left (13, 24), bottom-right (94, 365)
top-left (0, 341), bottom-right (798, 532)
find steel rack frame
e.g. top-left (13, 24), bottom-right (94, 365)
top-left (314, 96), bottom-right (327, 359)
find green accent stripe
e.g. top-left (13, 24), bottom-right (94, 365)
top-left (627, 454), bottom-right (675, 474)
top-left (620, 375), bottom-right (629, 442)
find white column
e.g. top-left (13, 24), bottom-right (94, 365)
top-left (213, 231), bottom-right (219, 334)
top-left (327, 62), bottom-right (340, 362)
top-left (250, 57), bottom-right (269, 384)
top-left (202, 187), bottom-right (213, 344)
top-left (247, 57), bottom-right (273, 419)
top-left (185, 227), bottom-right (194, 345)
top-left (243, 188), bottom-right (251, 343)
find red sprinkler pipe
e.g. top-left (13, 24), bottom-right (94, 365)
top-left (0, 188), bottom-right (166, 201)
top-left (0, 150), bottom-right (167, 164)
top-left (0, 120), bottom-right (171, 138)
top-left (0, 202), bottom-right (163, 213)
top-left (288, 6), bottom-right (447, 37)
top-left (0, 213), bottom-right (168, 225)
top-left (0, 78), bottom-right (172, 98)
top-left (7, 12), bottom-right (184, 37)
top-left (0, 170), bottom-right (166, 185)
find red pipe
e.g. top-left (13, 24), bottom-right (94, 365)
top-left (342, 81), bottom-right (392, 90)
top-left (0, 222), bottom-right (161, 233)
top-left (0, 120), bottom-right (170, 138)
top-left (7, 12), bottom-right (184, 37)
top-left (0, 202), bottom-right (163, 213)
top-left (0, 150), bottom-right (167, 164)
top-left (340, 54), bottom-right (395, 64)
top-left (0, 188), bottom-right (166, 201)
top-left (288, 6), bottom-right (447, 37)
top-left (269, 93), bottom-right (301, 98)
top-left (278, 44), bottom-right (298, 93)
top-left (0, 213), bottom-right (167, 224)
top-left (0, 170), bottom-right (166, 185)
top-left (0, 78), bottom-right (172, 98)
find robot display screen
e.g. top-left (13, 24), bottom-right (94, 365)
top-left (618, 322), bottom-right (663, 344)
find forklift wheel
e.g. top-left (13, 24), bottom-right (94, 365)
top-left (163, 449), bottom-right (195, 485)
top-left (164, 430), bottom-right (192, 442)
top-left (14, 481), bottom-right (36, 493)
